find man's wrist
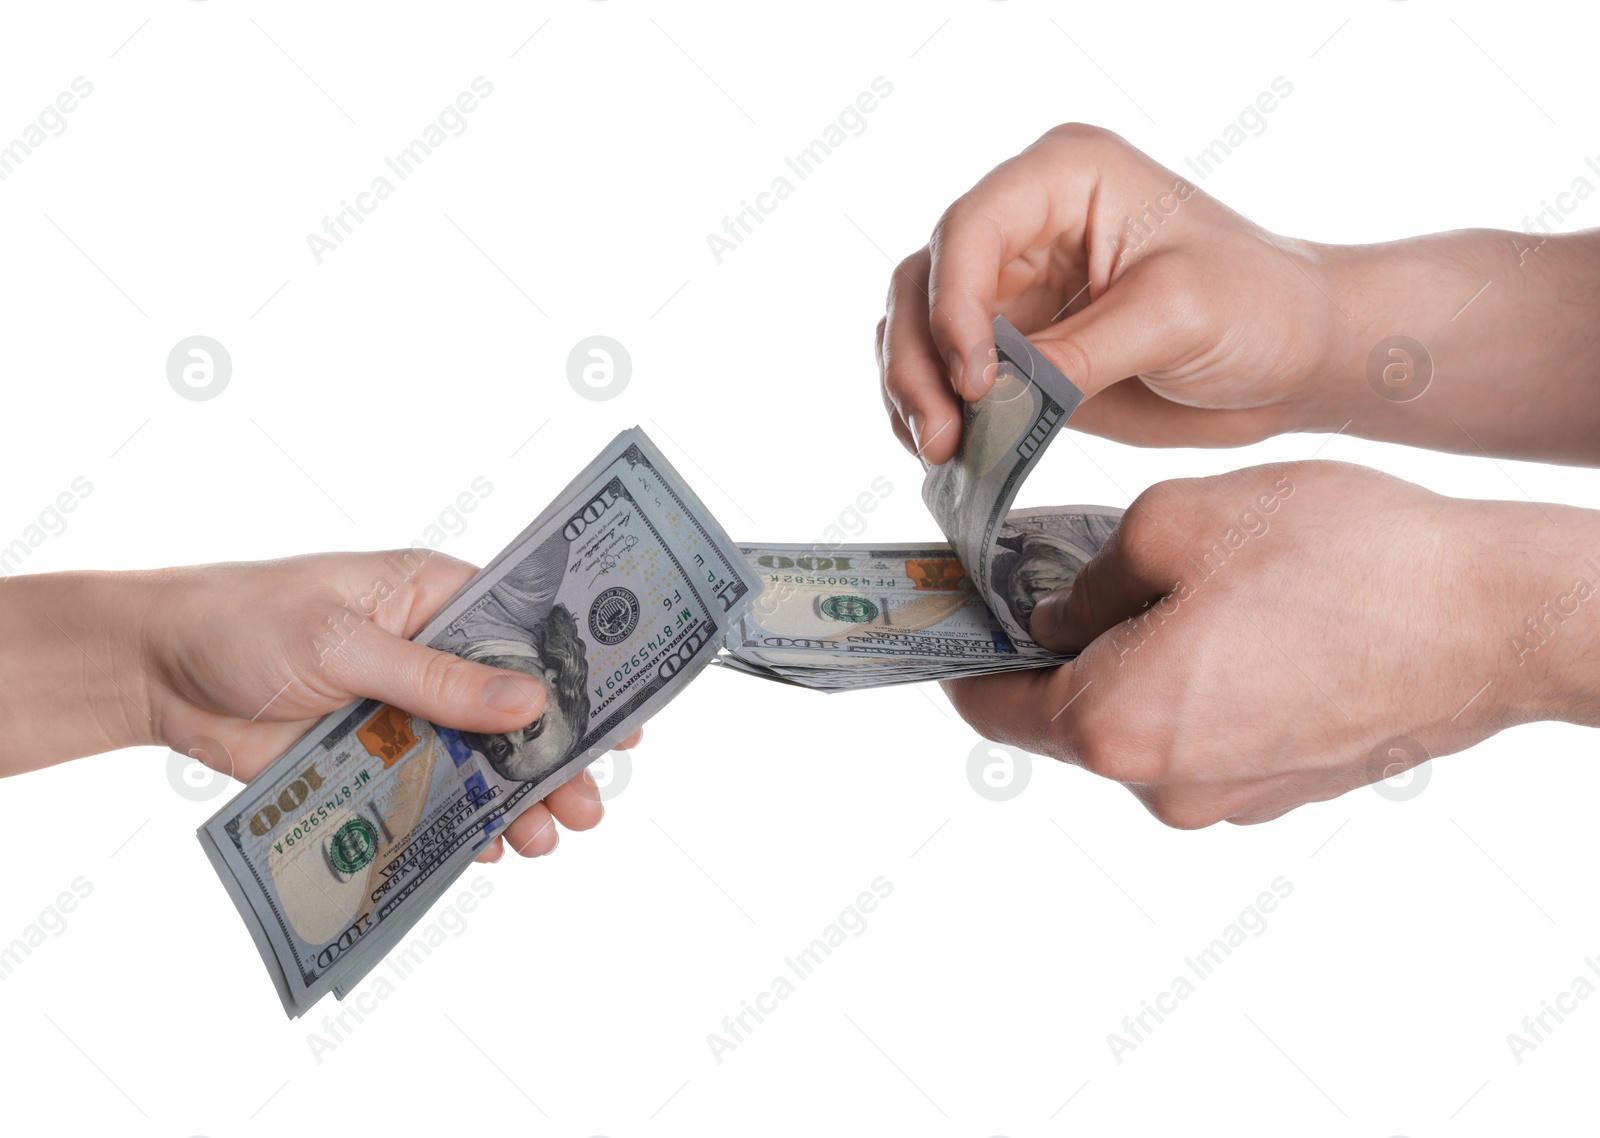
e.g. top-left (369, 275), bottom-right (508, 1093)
top-left (1305, 230), bottom-right (1600, 463)
top-left (1494, 502), bottom-right (1600, 729)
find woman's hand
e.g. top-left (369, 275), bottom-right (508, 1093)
top-left (0, 551), bottom-right (640, 861)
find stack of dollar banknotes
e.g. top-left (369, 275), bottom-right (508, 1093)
top-left (199, 317), bottom-right (1123, 1015)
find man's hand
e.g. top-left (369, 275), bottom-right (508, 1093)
top-left (878, 123), bottom-right (1342, 463)
top-left (943, 463), bottom-right (1600, 827)
top-left (879, 123), bottom-right (1600, 467)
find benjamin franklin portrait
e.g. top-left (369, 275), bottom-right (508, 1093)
top-left (440, 532), bottom-right (592, 784)
top-left (991, 526), bottom-right (1096, 633)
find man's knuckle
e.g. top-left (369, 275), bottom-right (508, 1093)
top-left (884, 259), bottom-right (924, 318)
top-left (929, 199), bottom-right (971, 248)
top-left (889, 250), bottom-right (928, 289)
top-left (1043, 121), bottom-right (1118, 149)
top-left (1143, 792), bottom-right (1216, 831)
top-left (1116, 488), bottom-right (1189, 569)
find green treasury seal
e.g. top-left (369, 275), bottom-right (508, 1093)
top-left (819, 594), bottom-right (879, 623)
top-left (328, 816), bottom-right (380, 877)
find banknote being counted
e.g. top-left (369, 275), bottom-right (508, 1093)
top-left (921, 315), bottom-right (1090, 652)
top-left (717, 317), bottom-right (1123, 690)
top-left (721, 508), bottom-right (1120, 690)
top-left (200, 428), bottom-right (759, 1017)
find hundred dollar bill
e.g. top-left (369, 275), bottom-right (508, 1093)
top-left (732, 543), bottom-right (992, 652)
top-left (199, 428), bottom-right (758, 1016)
top-left (922, 316), bottom-right (1087, 653)
top-left (718, 508), bottom-right (1120, 690)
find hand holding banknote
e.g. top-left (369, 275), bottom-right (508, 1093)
top-left (0, 553), bottom-right (636, 861)
top-left (877, 121), bottom-right (1326, 463)
top-left (140, 551), bottom-right (642, 860)
top-left (719, 317), bottom-right (1123, 688)
top-left (941, 463), bottom-right (1600, 827)
top-left (192, 429), bottom-right (758, 1014)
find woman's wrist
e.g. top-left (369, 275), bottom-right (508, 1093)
top-left (0, 571), bottom-right (163, 775)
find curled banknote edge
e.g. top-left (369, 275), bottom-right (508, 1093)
top-left (717, 316), bottom-right (1122, 690)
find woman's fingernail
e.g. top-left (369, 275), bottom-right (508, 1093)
top-left (947, 348), bottom-right (965, 395)
top-left (907, 410), bottom-right (926, 454)
top-left (483, 673), bottom-right (541, 715)
top-left (482, 839), bottom-right (505, 864)
top-left (1030, 591), bottom-right (1071, 649)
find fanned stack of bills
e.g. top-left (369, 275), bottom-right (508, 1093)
top-left (199, 428), bottom-right (758, 1017)
top-left (717, 316), bottom-right (1123, 690)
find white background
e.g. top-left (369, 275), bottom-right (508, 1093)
top-left (1, 1), bottom-right (1598, 1134)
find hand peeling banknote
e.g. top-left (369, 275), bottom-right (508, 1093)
top-left (717, 315), bottom-right (1122, 689)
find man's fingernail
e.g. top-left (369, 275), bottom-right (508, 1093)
top-left (947, 348), bottom-right (964, 395)
top-left (483, 672), bottom-right (542, 715)
top-left (1030, 591), bottom-right (1071, 648)
top-left (907, 410), bottom-right (925, 454)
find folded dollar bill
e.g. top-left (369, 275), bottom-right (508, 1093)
top-left (200, 428), bottom-right (759, 1016)
top-left (717, 316), bottom-right (1122, 690)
